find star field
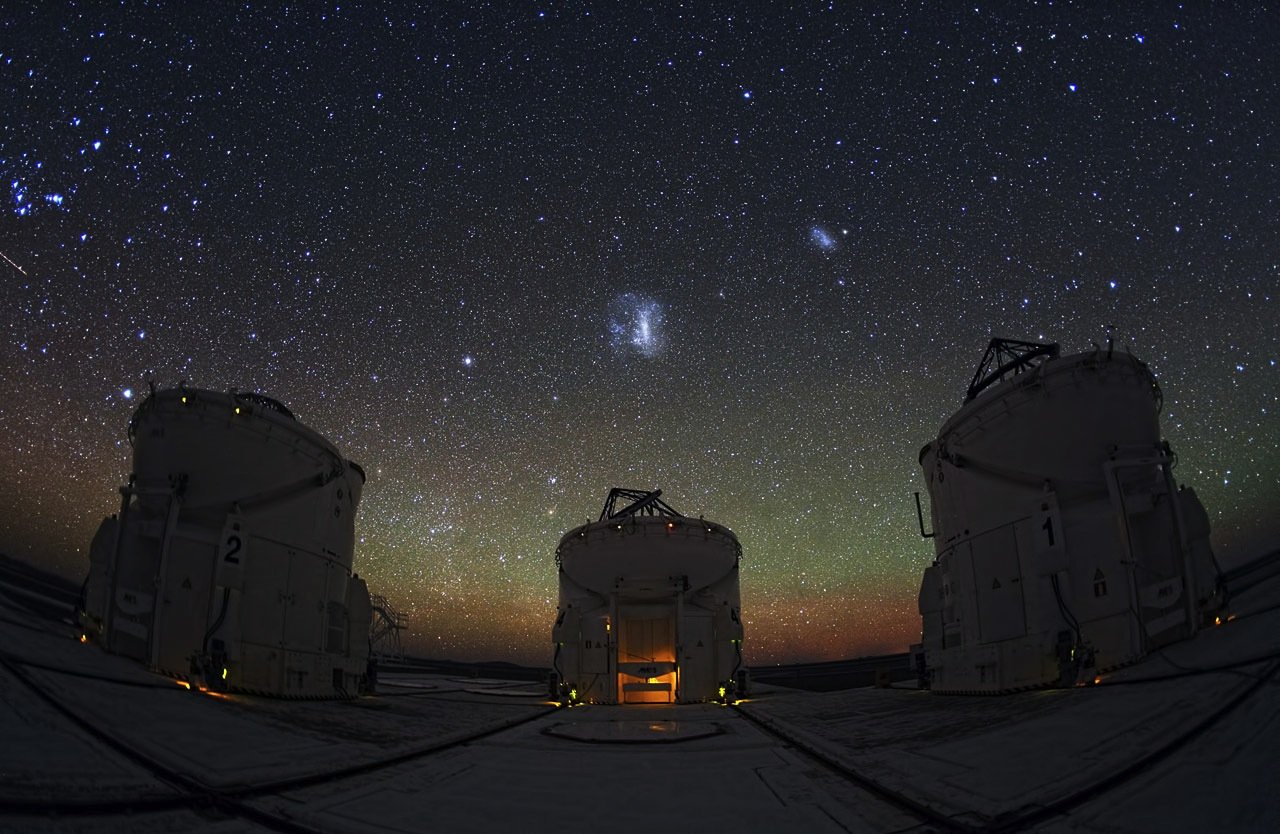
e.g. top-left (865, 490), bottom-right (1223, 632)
top-left (1, 3), bottom-right (1276, 665)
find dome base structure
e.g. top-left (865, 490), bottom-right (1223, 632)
top-left (911, 340), bottom-right (1222, 694)
top-left (552, 489), bottom-right (746, 705)
top-left (80, 387), bottom-right (372, 698)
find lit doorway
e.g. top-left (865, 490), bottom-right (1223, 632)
top-left (617, 608), bottom-right (677, 703)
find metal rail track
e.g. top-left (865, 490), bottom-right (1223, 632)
top-left (0, 655), bottom-right (561, 831)
top-left (3, 556), bottom-right (1276, 831)
top-left (731, 703), bottom-right (974, 833)
top-left (984, 659), bottom-right (1279, 832)
top-left (4, 643), bottom-right (1276, 832)
top-left (734, 655), bottom-right (1280, 834)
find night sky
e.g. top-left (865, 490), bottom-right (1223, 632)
top-left (1, 3), bottom-right (1276, 666)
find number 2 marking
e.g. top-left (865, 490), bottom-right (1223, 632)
top-left (224, 534), bottom-right (242, 564)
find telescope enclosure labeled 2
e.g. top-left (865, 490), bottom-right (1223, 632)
top-left (81, 388), bottom-right (371, 697)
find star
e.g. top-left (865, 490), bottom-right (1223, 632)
top-left (0, 2), bottom-right (1271, 667)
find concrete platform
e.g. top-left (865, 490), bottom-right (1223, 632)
top-left (1, 566), bottom-right (1277, 832)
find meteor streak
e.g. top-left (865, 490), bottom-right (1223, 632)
top-left (0, 250), bottom-right (28, 276)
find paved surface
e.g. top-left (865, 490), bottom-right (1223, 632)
top-left (1, 564), bottom-right (1277, 833)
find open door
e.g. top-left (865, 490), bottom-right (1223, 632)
top-left (617, 605), bottom-right (676, 704)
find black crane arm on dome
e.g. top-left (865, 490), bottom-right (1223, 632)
top-left (599, 488), bottom-right (684, 521)
top-left (966, 337), bottom-right (1060, 402)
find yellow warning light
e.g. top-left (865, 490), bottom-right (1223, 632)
top-left (569, 688), bottom-right (578, 701)
top-left (221, 667), bottom-right (229, 680)
top-left (180, 395), bottom-right (188, 404)
top-left (1093, 676), bottom-right (1102, 685)
top-left (717, 685), bottom-right (727, 699)
top-left (1215, 616), bottom-right (1222, 626)
top-left (176, 680), bottom-right (192, 690)
top-left (78, 634), bottom-right (88, 644)
top-left (234, 406), bottom-right (242, 415)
